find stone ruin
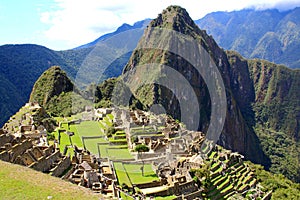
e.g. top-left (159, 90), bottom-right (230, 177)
top-left (0, 129), bottom-right (71, 177)
top-left (64, 147), bottom-right (118, 198)
top-left (147, 145), bottom-right (272, 200)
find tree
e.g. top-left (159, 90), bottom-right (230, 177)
top-left (105, 127), bottom-right (115, 138)
top-left (134, 144), bottom-right (149, 176)
top-left (134, 144), bottom-right (149, 153)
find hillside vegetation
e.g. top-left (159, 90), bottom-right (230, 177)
top-left (0, 160), bottom-right (101, 200)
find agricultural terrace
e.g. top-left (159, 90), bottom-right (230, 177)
top-left (52, 114), bottom-right (113, 156)
top-left (53, 114), bottom-right (133, 160)
top-left (113, 162), bottom-right (159, 187)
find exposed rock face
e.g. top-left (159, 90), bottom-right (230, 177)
top-left (123, 6), bottom-right (269, 165)
top-left (29, 66), bottom-right (74, 107)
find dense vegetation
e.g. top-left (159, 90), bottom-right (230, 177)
top-left (28, 66), bottom-right (90, 117)
top-left (248, 162), bottom-right (300, 199)
top-left (247, 58), bottom-right (300, 182)
top-left (0, 44), bottom-right (74, 125)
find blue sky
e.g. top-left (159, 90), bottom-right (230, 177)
top-left (1, 0), bottom-right (300, 50)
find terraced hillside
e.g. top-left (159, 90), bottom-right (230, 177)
top-left (205, 147), bottom-right (262, 199)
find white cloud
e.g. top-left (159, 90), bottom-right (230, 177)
top-left (40, 0), bottom-right (300, 50)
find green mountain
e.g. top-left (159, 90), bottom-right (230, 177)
top-left (0, 44), bottom-right (76, 125)
top-left (123, 6), bottom-right (300, 182)
top-left (196, 7), bottom-right (300, 69)
top-left (0, 21), bottom-right (148, 125)
top-left (2, 8), bottom-right (300, 128)
top-left (29, 66), bottom-right (90, 117)
top-left (29, 66), bottom-right (74, 106)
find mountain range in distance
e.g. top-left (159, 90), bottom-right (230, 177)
top-left (0, 5), bottom-right (299, 199)
top-left (1, 7), bottom-right (300, 127)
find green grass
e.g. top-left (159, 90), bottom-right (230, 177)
top-left (83, 138), bottom-right (107, 155)
top-left (53, 120), bottom-right (106, 156)
top-left (114, 162), bottom-right (132, 187)
top-left (221, 184), bottom-right (233, 194)
top-left (217, 177), bottom-right (230, 190)
top-left (106, 113), bottom-right (114, 120)
top-left (155, 195), bottom-right (177, 200)
top-left (208, 151), bottom-right (217, 159)
top-left (114, 163), bottom-right (159, 186)
top-left (115, 130), bottom-right (125, 135)
top-left (53, 116), bottom-right (131, 159)
top-left (108, 148), bottom-right (133, 160)
top-left (68, 120), bottom-right (107, 154)
top-left (109, 138), bottom-right (127, 142)
top-left (123, 164), bottom-right (159, 184)
top-left (120, 192), bottom-right (134, 199)
top-left (0, 160), bottom-right (100, 200)
top-left (74, 121), bottom-right (104, 137)
top-left (99, 145), bottom-right (133, 160)
top-left (53, 123), bottom-right (83, 156)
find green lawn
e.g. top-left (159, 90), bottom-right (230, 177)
top-left (83, 138), bottom-right (107, 155)
top-left (53, 120), bottom-right (105, 156)
top-left (107, 148), bottom-right (133, 160)
top-left (114, 162), bottom-right (159, 186)
top-left (120, 193), bottom-right (134, 200)
top-left (74, 119), bottom-right (112, 154)
top-left (53, 123), bottom-right (83, 156)
top-left (98, 145), bottom-right (133, 160)
top-left (114, 162), bottom-right (132, 186)
top-left (53, 115), bottom-right (134, 160)
top-left (74, 121), bottom-right (104, 137)
top-left (123, 163), bottom-right (159, 184)
top-left (0, 160), bottom-right (100, 200)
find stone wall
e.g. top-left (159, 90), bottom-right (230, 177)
top-left (22, 150), bottom-right (36, 166)
top-left (174, 180), bottom-right (198, 195)
top-left (0, 134), bottom-right (13, 147)
top-left (10, 140), bottom-right (33, 162)
top-left (43, 145), bottom-right (55, 156)
top-left (62, 164), bottom-right (76, 180)
top-left (135, 180), bottom-right (163, 189)
top-left (0, 151), bottom-right (10, 162)
top-left (137, 152), bottom-right (163, 160)
top-left (175, 190), bottom-right (202, 200)
top-left (30, 150), bottom-right (61, 172)
top-left (50, 156), bottom-right (71, 177)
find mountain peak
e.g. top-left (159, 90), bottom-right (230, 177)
top-left (29, 66), bottom-right (74, 107)
top-left (149, 5), bottom-right (200, 35)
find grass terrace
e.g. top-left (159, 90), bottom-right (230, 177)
top-left (114, 163), bottom-right (159, 186)
top-left (52, 114), bottom-right (112, 156)
top-left (53, 123), bottom-right (83, 156)
top-left (99, 145), bottom-right (133, 160)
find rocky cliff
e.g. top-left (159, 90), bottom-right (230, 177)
top-left (123, 5), bottom-right (269, 166)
